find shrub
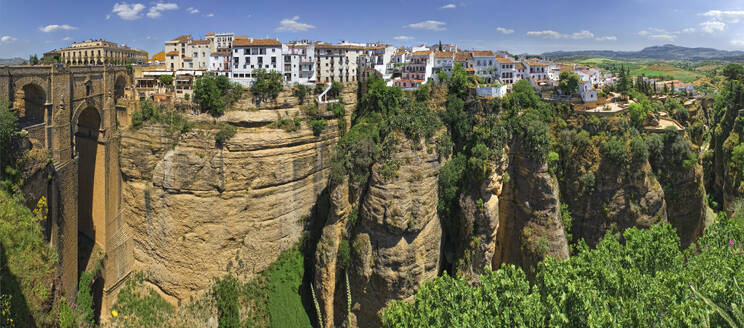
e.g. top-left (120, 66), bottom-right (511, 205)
top-left (601, 137), bottom-right (627, 165)
top-left (308, 119), bottom-right (327, 137)
top-left (328, 81), bottom-right (343, 99)
top-left (293, 84), bottom-right (309, 104)
top-left (250, 69), bottom-right (283, 105)
top-left (515, 110), bottom-right (551, 163)
top-left (271, 117), bottom-right (303, 132)
top-left (629, 136), bottom-right (649, 164)
top-left (214, 123), bottom-right (237, 146)
top-left (628, 102), bottom-right (647, 127)
top-left (158, 74), bottom-right (173, 87)
top-left (184, 93), bottom-right (190, 101)
top-left (548, 151), bottom-right (560, 174)
top-left (0, 101), bottom-right (18, 176)
top-left (415, 83), bottom-right (431, 102)
top-left (329, 103), bottom-right (346, 118)
top-left (579, 172), bottom-right (595, 194)
top-left (213, 276), bottom-right (240, 328)
top-left (338, 239), bottom-right (351, 270)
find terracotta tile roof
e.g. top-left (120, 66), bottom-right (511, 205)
top-left (411, 50), bottom-right (432, 56)
top-left (192, 40), bottom-right (211, 45)
top-left (233, 38), bottom-right (282, 47)
top-left (394, 51), bottom-right (407, 56)
top-left (515, 63), bottom-right (525, 70)
top-left (150, 51), bottom-right (165, 61)
top-left (166, 51), bottom-right (179, 56)
top-left (454, 52), bottom-right (472, 62)
top-left (170, 34), bottom-right (192, 42)
top-left (472, 50), bottom-right (495, 57)
top-left (494, 57), bottom-right (514, 64)
top-left (434, 51), bottom-right (454, 58)
top-left (465, 67), bottom-right (475, 72)
top-left (205, 32), bottom-right (216, 36)
top-left (366, 45), bottom-right (387, 50)
top-left (315, 43), bottom-right (365, 50)
top-left (526, 60), bottom-right (547, 66)
top-left (211, 51), bottom-right (230, 56)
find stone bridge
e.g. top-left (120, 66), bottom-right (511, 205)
top-left (0, 65), bottom-right (132, 311)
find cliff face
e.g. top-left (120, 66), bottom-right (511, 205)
top-left (118, 86), bottom-right (357, 302)
top-left (349, 135), bottom-right (443, 328)
top-left (562, 159), bottom-right (667, 247)
top-left (497, 142), bottom-right (569, 274)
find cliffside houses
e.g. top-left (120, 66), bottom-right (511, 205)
top-left (394, 50), bottom-right (434, 89)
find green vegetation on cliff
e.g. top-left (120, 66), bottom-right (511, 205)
top-left (382, 219), bottom-right (744, 328)
top-left (0, 192), bottom-right (59, 327)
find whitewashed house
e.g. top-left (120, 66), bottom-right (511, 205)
top-left (208, 51), bottom-right (231, 76)
top-left (230, 37), bottom-right (283, 86)
top-left (283, 43), bottom-right (316, 85)
top-left (579, 81), bottom-right (597, 103)
top-left (433, 51), bottom-right (455, 75)
top-left (472, 50), bottom-right (496, 82)
top-left (495, 57), bottom-right (516, 85)
top-left (394, 50), bottom-right (434, 89)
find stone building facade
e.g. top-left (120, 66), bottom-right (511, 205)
top-left (59, 40), bottom-right (147, 66)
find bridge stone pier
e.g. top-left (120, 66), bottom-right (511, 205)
top-left (0, 65), bottom-right (131, 309)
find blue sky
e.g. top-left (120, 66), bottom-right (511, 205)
top-left (1, 0), bottom-right (744, 58)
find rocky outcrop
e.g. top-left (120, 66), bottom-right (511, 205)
top-left (497, 142), bottom-right (569, 275)
top-left (348, 135), bottom-right (443, 328)
top-left (564, 158), bottom-right (667, 247)
top-left (118, 85), bottom-right (357, 302)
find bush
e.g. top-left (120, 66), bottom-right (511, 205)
top-left (514, 110), bottom-right (551, 163)
top-left (158, 74), bottom-right (173, 87)
top-left (328, 81), bottom-right (343, 99)
top-left (0, 101), bottom-right (18, 176)
top-left (213, 276), bottom-right (240, 328)
top-left (250, 69), bottom-right (283, 105)
top-left (601, 137), bottom-right (627, 164)
top-left (329, 103), bottom-right (346, 118)
top-left (194, 73), bottom-right (243, 116)
top-left (338, 239), bottom-right (351, 270)
top-left (629, 136), bottom-right (649, 164)
top-left (628, 102), bottom-right (647, 127)
top-left (579, 172), bottom-right (595, 194)
top-left (214, 123), bottom-right (237, 145)
top-left (548, 151), bottom-right (560, 174)
top-left (271, 117), bottom-right (303, 132)
top-left (293, 84), bottom-right (309, 104)
top-left (308, 119), bottom-right (327, 137)
top-left (415, 83), bottom-right (431, 102)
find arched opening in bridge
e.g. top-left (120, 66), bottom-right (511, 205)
top-left (20, 83), bottom-right (45, 126)
top-left (114, 75), bottom-right (127, 104)
top-left (75, 106), bottom-right (106, 323)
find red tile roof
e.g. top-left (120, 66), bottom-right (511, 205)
top-left (472, 50), bottom-right (495, 57)
top-left (494, 57), bottom-right (514, 64)
top-left (233, 38), bottom-right (282, 47)
top-left (411, 50), bottom-right (432, 56)
top-left (170, 34), bottom-right (191, 42)
top-left (434, 51), bottom-right (455, 58)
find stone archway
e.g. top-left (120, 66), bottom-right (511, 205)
top-left (114, 75), bottom-right (128, 104)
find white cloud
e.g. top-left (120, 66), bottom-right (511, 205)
top-left (147, 3), bottom-right (179, 18)
top-left (187, 7), bottom-right (199, 14)
top-left (206, 13), bottom-right (214, 17)
top-left (701, 10), bottom-right (744, 23)
top-left (681, 27), bottom-right (696, 33)
top-left (439, 4), bottom-right (456, 9)
top-left (0, 36), bottom-right (17, 43)
top-left (394, 36), bottom-right (414, 40)
top-left (404, 20), bottom-right (447, 31)
top-left (700, 20), bottom-right (725, 33)
top-left (595, 36), bottom-right (617, 41)
top-left (496, 27), bottom-right (514, 34)
top-left (648, 34), bottom-right (676, 41)
top-left (62, 36), bottom-right (72, 41)
top-left (106, 14), bottom-right (111, 20)
top-left (526, 29), bottom-right (603, 40)
top-left (39, 24), bottom-right (77, 33)
top-left (112, 3), bottom-right (146, 20)
top-left (276, 16), bottom-right (315, 32)
top-left (146, 36), bottom-right (152, 40)
top-left (731, 39), bottom-right (744, 47)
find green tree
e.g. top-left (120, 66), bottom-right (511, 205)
top-left (193, 74), bottom-right (227, 116)
top-left (0, 101), bottom-right (18, 179)
top-left (293, 84), bottom-right (309, 104)
top-left (27, 55), bottom-right (39, 65)
top-left (158, 75), bottom-right (174, 87)
top-left (250, 69), bottom-right (283, 105)
top-left (328, 81), bottom-right (343, 99)
top-left (628, 102), bottom-right (647, 127)
top-left (723, 63), bottom-right (744, 81)
top-left (449, 64), bottom-right (468, 97)
top-left (558, 71), bottom-right (580, 95)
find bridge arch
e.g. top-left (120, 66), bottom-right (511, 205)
top-left (13, 77), bottom-right (49, 126)
top-left (114, 74), bottom-right (128, 104)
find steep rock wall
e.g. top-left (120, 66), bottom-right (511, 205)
top-left (117, 86), bottom-right (357, 302)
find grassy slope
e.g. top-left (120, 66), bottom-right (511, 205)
top-left (266, 246), bottom-right (312, 328)
top-left (575, 58), bottom-right (706, 83)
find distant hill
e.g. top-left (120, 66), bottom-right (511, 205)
top-left (543, 44), bottom-right (744, 61)
top-left (0, 57), bottom-right (26, 65)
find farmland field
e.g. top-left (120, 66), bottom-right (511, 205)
top-left (574, 58), bottom-right (714, 82)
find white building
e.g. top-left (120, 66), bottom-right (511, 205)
top-left (283, 43), bottom-right (316, 85)
top-left (476, 84), bottom-right (508, 98)
top-left (495, 57), bottom-right (516, 85)
top-left (208, 51), bottom-right (231, 76)
top-left (524, 60), bottom-right (548, 82)
top-left (394, 50), bottom-right (434, 89)
top-left (230, 37), bottom-right (283, 86)
top-left (433, 51), bottom-right (455, 75)
top-left (315, 42), bottom-right (364, 84)
top-left (579, 81), bottom-right (597, 103)
top-left (362, 45), bottom-right (397, 81)
top-left (472, 50), bottom-right (496, 82)
top-left (430, 43), bottom-right (458, 52)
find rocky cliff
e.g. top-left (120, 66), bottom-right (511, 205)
top-left (117, 85), bottom-right (357, 302)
